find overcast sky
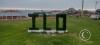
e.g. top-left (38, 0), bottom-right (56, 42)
top-left (0, 0), bottom-right (100, 10)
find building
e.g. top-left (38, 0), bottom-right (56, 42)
top-left (0, 10), bottom-right (28, 20)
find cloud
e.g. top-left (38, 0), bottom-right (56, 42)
top-left (0, 0), bottom-right (100, 9)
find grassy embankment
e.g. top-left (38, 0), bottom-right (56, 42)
top-left (0, 16), bottom-right (100, 45)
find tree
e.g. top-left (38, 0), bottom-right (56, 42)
top-left (67, 8), bottom-right (76, 15)
top-left (83, 10), bottom-right (89, 14)
top-left (96, 9), bottom-right (100, 15)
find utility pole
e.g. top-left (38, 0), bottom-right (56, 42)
top-left (81, 0), bottom-right (84, 16)
top-left (95, 1), bottom-right (100, 10)
top-left (95, 1), bottom-right (98, 10)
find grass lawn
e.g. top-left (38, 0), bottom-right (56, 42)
top-left (0, 16), bottom-right (100, 45)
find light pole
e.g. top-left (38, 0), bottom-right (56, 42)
top-left (81, 0), bottom-right (84, 16)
